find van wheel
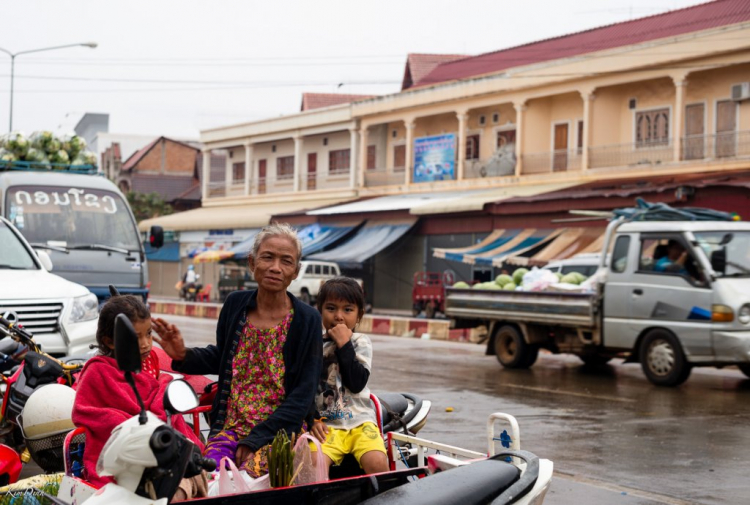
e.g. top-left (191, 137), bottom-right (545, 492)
top-left (494, 325), bottom-right (538, 369)
top-left (639, 329), bottom-right (692, 386)
top-left (738, 364), bottom-right (750, 379)
top-left (300, 290), bottom-right (311, 305)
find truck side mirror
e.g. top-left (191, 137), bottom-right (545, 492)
top-left (710, 248), bottom-right (726, 275)
top-left (149, 226), bottom-right (164, 249)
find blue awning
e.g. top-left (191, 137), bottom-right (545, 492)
top-left (145, 242), bottom-right (180, 262)
top-left (228, 229), bottom-right (262, 260)
top-left (434, 229), bottom-right (564, 266)
top-left (306, 220), bottom-right (416, 268)
top-left (301, 223), bottom-right (359, 256)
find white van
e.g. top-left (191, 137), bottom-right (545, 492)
top-left (0, 216), bottom-right (98, 356)
top-left (543, 253), bottom-right (601, 278)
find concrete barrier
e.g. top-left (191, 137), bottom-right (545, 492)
top-left (149, 298), bottom-right (455, 343)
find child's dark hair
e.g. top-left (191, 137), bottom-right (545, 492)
top-left (95, 295), bottom-right (150, 357)
top-left (316, 277), bottom-right (365, 318)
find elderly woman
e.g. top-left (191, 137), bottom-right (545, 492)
top-left (153, 223), bottom-right (322, 476)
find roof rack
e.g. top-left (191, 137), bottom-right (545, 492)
top-left (0, 160), bottom-right (98, 175)
top-left (613, 198), bottom-right (738, 222)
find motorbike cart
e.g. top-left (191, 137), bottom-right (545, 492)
top-left (411, 272), bottom-right (454, 319)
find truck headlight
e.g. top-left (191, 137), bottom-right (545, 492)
top-left (739, 305), bottom-right (750, 325)
top-left (68, 293), bottom-right (99, 323)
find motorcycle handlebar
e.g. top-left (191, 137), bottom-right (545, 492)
top-left (0, 316), bottom-right (38, 351)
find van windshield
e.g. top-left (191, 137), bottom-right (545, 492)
top-left (0, 220), bottom-right (37, 270)
top-left (694, 231), bottom-right (750, 277)
top-left (6, 185), bottom-right (141, 251)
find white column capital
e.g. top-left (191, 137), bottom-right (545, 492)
top-left (243, 141), bottom-right (254, 148)
top-left (513, 101), bottom-right (527, 112)
top-left (456, 111), bottom-right (469, 122)
top-left (671, 71), bottom-right (690, 87)
top-left (404, 119), bottom-right (416, 130)
top-left (579, 88), bottom-right (596, 101)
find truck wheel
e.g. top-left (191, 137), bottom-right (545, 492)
top-left (579, 354), bottom-right (612, 366)
top-left (738, 364), bottom-right (750, 379)
top-left (424, 303), bottom-right (436, 319)
top-left (639, 329), bottom-right (692, 386)
top-left (493, 325), bottom-right (537, 369)
top-left (300, 290), bottom-right (311, 305)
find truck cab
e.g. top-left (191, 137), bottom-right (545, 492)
top-left (602, 220), bottom-right (750, 384)
top-left (0, 166), bottom-right (149, 302)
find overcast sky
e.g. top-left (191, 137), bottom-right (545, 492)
top-left (3, 0), bottom-right (705, 140)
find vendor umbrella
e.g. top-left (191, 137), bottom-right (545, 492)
top-left (193, 250), bottom-right (234, 264)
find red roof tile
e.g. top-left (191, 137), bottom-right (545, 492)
top-left (121, 137), bottom-right (160, 172)
top-left (300, 93), bottom-right (376, 111)
top-left (401, 53), bottom-right (468, 90)
top-left (417, 0), bottom-right (750, 88)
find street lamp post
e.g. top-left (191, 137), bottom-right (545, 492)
top-left (0, 42), bottom-right (97, 132)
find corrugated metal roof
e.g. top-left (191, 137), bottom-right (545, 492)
top-left (417, 0), bottom-right (750, 88)
top-left (401, 53), bottom-right (468, 90)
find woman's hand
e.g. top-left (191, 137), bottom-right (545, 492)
top-left (311, 420), bottom-right (329, 443)
top-left (235, 445), bottom-right (255, 468)
top-left (151, 317), bottom-right (187, 361)
top-left (327, 324), bottom-right (352, 349)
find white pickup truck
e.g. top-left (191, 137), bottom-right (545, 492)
top-left (0, 216), bottom-right (98, 356)
top-left (446, 216), bottom-right (750, 386)
top-left (288, 260), bottom-right (363, 304)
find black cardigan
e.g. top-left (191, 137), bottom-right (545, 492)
top-left (172, 290), bottom-right (322, 452)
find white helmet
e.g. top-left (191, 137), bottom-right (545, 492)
top-left (20, 384), bottom-right (76, 440)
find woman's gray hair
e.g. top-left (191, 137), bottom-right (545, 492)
top-left (250, 222), bottom-right (303, 267)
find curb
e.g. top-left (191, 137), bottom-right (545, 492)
top-left (148, 299), bottom-right (475, 343)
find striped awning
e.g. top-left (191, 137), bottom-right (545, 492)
top-left (503, 228), bottom-right (605, 267)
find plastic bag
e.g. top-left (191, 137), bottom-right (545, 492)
top-left (521, 267), bottom-right (559, 292)
top-left (206, 457), bottom-right (270, 497)
top-left (292, 433), bottom-right (329, 485)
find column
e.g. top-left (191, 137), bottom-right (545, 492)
top-left (456, 111), bottom-right (468, 180)
top-left (243, 142), bottom-right (253, 196)
top-left (293, 134), bottom-right (303, 192)
top-left (404, 120), bottom-right (415, 185)
top-left (224, 152), bottom-right (233, 195)
top-left (201, 149), bottom-right (211, 202)
top-left (673, 77), bottom-right (687, 162)
top-left (349, 128), bottom-right (358, 189)
top-left (359, 127), bottom-right (369, 187)
top-left (513, 102), bottom-right (526, 177)
top-left (580, 90), bottom-right (595, 170)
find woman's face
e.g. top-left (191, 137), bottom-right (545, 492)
top-left (249, 235), bottom-right (300, 293)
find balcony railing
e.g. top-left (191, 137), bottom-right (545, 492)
top-left (589, 140), bottom-right (673, 169)
top-left (521, 150), bottom-right (582, 174)
top-left (365, 168), bottom-right (406, 187)
top-left (682, 130), bottom-right (750, 161)
top-left (464, 156), bottom-right (516, 179)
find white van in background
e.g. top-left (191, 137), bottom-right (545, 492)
top-left (543, 253), bottom-right (601, 277)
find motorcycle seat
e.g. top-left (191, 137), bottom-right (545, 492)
top-left (377, 393), bottom-right (408, 426)
top-left (361, 457), bottom-right (520, 504)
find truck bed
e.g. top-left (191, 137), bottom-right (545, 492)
top-left (445, 287), bottom-right (599, 328)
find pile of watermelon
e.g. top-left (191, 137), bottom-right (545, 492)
top-left (0, 131), bottom-right (97, 168)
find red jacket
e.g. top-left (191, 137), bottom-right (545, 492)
top-left (72, 355), bottom-right (204, 488)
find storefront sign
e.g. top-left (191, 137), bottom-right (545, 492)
top-left (413, 134), bottom-right (456, 183)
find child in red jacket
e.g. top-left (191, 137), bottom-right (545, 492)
top-left (72, 295), bottom-right (206, 500)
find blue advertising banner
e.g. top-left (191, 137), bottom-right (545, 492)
top-left (413, 134), bottom-right (456, 183)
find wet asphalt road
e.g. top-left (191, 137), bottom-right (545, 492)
top-left (74, 314), bottom-right (750, 504)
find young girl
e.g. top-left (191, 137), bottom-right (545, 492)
top-left (72, 295), bottom-right (206, 500)
top-left (310, 277), bottom-right (389, 474)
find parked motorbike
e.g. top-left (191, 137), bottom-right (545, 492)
top-left (0, 313), bottom-right (84, 480)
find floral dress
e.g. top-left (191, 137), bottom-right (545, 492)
top-left (203, 309), bottom-right (293, 476)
